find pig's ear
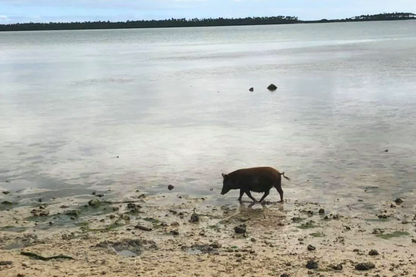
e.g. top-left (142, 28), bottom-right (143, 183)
top-left (222, 173), bottom-right (226, 178)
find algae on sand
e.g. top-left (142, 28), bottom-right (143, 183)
top-left (376, 231), bottom-right (410, 240)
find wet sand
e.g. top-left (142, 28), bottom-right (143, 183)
top-left (1, 189), bottom-right (415, 277)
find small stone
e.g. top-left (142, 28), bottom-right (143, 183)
top-left (234, 224), bottom-right (246, 234)
top-left (38, 198), bottom-right (42, 203)
top-left (385, 149), bottom-right (388, 152)
top-left (2, 191), bottom-right (10, 195)
top-left (190, 213), bottom-right (199, 223)
top-left (306, 260), bottom-right (318, 269)
top-left (92, 191), bottom-right (96, 195)
top-left (168, 185), bottom-right (175, 191)
top-left (369, 250), bottom-right (379, 256)
top-left (355, 262), bottom-right (375, 271)
top-left (49, 221), bottom-right (54, 226)
top-left (135, 225), bottom-right (152, 231)
top-left (412, 239), bottom-right (416, 243)
top-left (170, 230), bottom-right (179, 235)
top-left (249, 87), bottom-right (254, 92)
top-left (330, 264), bottom-right (343, 270)
top-left (210, 242), bottom-right (221, 248)
top-left (324, 216), bottom-right (329, 220)
top-left (318, 208), bottom-right (325, 214)
top-left (281, 274), bottom-right (290, 277)
top-left (0, 261), bottom-right (13, 266)
top-left (251, 238), bottom-right (256, 242)
top-left (394, 198), bottom-right (403, 204)
top-left (267, 84), bottom-right (278, 91)
top-left (88, 199), bottom-right (101, 207)
top-left (307, 245), bottom-right (316, 251)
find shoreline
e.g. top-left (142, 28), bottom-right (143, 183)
top-left (1, 17), bottom-right (415, 33)
top-left (1, 189), bottom-right (415, 276)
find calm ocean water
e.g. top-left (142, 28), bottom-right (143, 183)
top-left (1, 21), bottom-right (416, 211)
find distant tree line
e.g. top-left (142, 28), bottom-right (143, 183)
top-left (0, 12), bottom-right (414, 32)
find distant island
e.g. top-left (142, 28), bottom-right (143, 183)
top-left (0, 12), bottom-right (415, 32)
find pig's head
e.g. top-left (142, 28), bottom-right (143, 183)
top-left (221, 173), bottom-right (234, 195)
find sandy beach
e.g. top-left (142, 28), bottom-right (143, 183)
top-left (1, 189), bottom-right (415, 277)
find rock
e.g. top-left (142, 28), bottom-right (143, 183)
top-left (60, 205), bottom-right (69, 209)
top-left (385, 149), bottom-right (388, 152)
top-left (96, 194), bottom-right (104, 198)
top-left (307, 245), bottom-right (316, 251)
top-left (168, 184), bottom-right (175, 191)
top-left (234, 224), bottom-right (246, 234)
top-left (0, 261), bottom-right (13, 266)
top-left (88, 199), bottom-right (101, 207)
top-left (318, 208), bottom-right (325, 214)
top-left (190, 213), bottom-right (199, 223)
top-left (92, 191), bottom-right (96, 195)
top-left (355, 262), bottom-right (375, 271)
top-left (2, 191), bottom-right (10, 195)
top-left (135, 225), bottom-right (152, 231)
top-left (1, 201), bottom-right (13, 205)
top-left (324, 216), bottom-right (329, 220)
top-left (209, 242), bottom-right (222, 248)
top-left (306, 260), bottom-right (318, 269)
top-left (49, 221), bottom-right (54, 226)
top-left (412, 239), bottom-right (416, 243)
top-left (38, 198), bottom-right (42, 203)
top-left (127, 203), bottom-right (141, 209)
top-left (281, 274), bottom-right (290, 277)
top-left (394, 198), bottom-right (403, 204)
top-left (369, 250), bottom-right (379, 256)
top-left (251, 238), bottom-right (256, 242)
top-left (267, 84), bottom-right (278, 91)
top-left (30, 208), bottom-right (49, 217)
top-left (249, 87), bottom-right (254, 92)
top-left (170, 230), bottom-right (179, 236)
top-left (330, 264), bottom-right (343, 270)
top-left (65, 210), bottom-right (80, 216)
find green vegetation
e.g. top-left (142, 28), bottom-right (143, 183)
top-left (376, 231), bottom-right (410, 239)
top-left (310, 232), bottom-right (325, 237)
top-left (0, 12), bottom-right (414, 32)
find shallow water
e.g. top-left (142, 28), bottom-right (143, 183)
top-left (1, 21), bottom-right (416, 213)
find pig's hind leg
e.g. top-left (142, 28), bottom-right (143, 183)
top-left (273, 180), bottom-right (284, 203)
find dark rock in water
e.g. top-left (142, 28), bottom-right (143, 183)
top-left (127, 203), bottom-right (141, 209)
top-left (2, 191), bottom-right (10, 195)
top-left (170, 230), bottom-right (179, 236)
top-left (97, 194), bottom-right (104, 198)
top-left (318, 208), bottom-right (325, 214)
top-left (306, 260), bottom-right (318, 269)
top-left (355, 262), bottom-right (375, 271)
top-left (88, 199), bottom-right (101, 207)
top-left (412, 239), bottom-right (416, 243)
top-left (267, 84), bottom-right (278, 91)
top-left (30, 208), bottom-right (49, 217)
top-left (39, 205), bottom-right (46, 210)
top-left (330, 264), bottom-right (343, 270)
top-left (369, 249), bottom-right (379, 256)
top-left (190, 213), bottom-right (199, 223)
top-left (92, 191), bottom-right (96, 195)
top-left (394, 198), bottom-right (403, 204)
top-left (5, 180), bottom-right (11, 183)
top-left (1, 201), bottom-right (13, 205)
top-left (385, 149), bottom-right (388, 152)
top-left (65, 210), bottom-right (80, 216)
top-left (307, 245), bottom-right (316, 251)
top-left (38, 198), bottom-right (42, 203)
top-left (249, 87), bottom-right (254, 92)
top-left (0, 261), bottom-right (13, 266)
top-left (234, 224), bottom-right (246, 234)
top-left (168, 184), bottom-right (175, 191)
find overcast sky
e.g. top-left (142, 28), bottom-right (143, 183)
top-left (0, 0), bottom-right (415, 24)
